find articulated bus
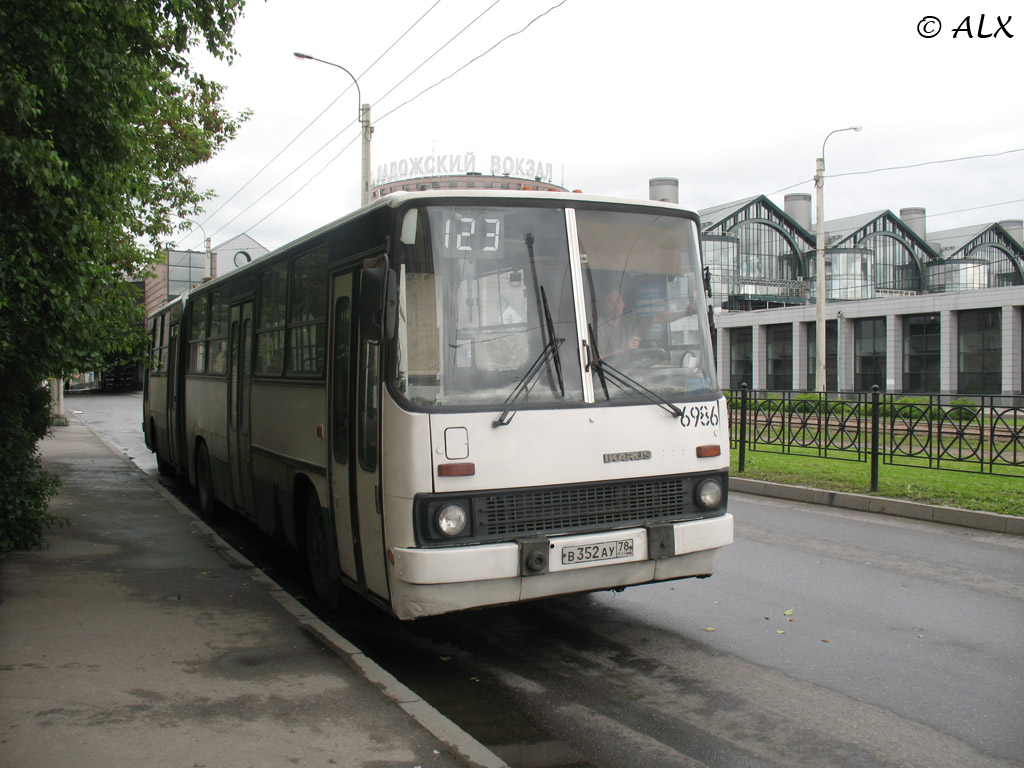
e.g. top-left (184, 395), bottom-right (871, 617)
top-left (143, 191), bottom-right (733, 620)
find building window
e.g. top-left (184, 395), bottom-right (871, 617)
top-left (854, 317), bottom-right (886, 391)
top-left (765, 324), bottom-right (793, 390)
top-left (903, 313), bottom-right (940, 393)
top-left (730, 327), bottom-right (752, 389)
top-left (167, 250), bottom-right (206, 298)
top-left (806, 321), bottom-right (837, 391)
top-left (958, 308), bottom-right (1001, 394)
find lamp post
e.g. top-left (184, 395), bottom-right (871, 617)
top-left (183, 219), bottom-right (213, 279)
top-left (294, 52), bottom-right (372, 207)
top-left (814, 125), bottom-right (861, 392)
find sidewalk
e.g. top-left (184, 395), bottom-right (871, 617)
top-left (0, 424), bottom-right (506, 768)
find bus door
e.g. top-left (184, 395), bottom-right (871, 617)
top-left (166, 320), bottom-right (181, 465)
top-left (228, 301), bottom-right (255, 514)
top-left (329, 269), bottom-right (390, 601)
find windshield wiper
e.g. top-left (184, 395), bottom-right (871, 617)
top-left (493, 285), bottom-right (564, 428)
top-left (586, 332), bottom-right (684, 421)
top-left (540, 285), bottom-right (565, 397)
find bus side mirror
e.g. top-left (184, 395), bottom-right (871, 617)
top-left (360, 268), bottom-right (397, 341)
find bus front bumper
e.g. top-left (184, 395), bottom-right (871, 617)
top-left (388, 514), bottom-right (733, 619)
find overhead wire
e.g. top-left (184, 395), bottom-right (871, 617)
top-left (830, 147), bottom-right (1024, 180)
top-left (374, 0), bottom-right (569, 124)
top-left (769, 147), bottom-right (1024, 196)
top-left (182, 0), bottom-right (446, 247)
top-left (929, 198), bottom-right (1024, 220)
top-left (242, 0), bottom-right (570, 236)
top-left (206, 0), bottom-right (511, 243)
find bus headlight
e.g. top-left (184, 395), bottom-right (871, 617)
top-left (695, 478), bottom-right (723, 511)
top-left (437, 504), bottom-right (469, 536)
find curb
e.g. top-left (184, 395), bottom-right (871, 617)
top-left (77, 420), bottom-right (510, 768)
top-left (730, 477), bottom-right (1024, 536)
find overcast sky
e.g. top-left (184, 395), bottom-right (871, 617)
top-left (181, 0), bottom-right (1023, 252)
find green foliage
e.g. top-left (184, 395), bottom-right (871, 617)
top-left (883, 395), bottom-right (932, 420)
top-left (724, 389), bottom-right (744, 413)
top-left (790, 392), bottom-right (822, 414)
top-left (945, 397), bottom-right (979, 423)
top-left (0, 0), bottom-right (248, 554)
top-left (733, 448), bottom-right (1024, 517)
top-left (879, 395), bottom-right (981, 423)
top-left (0, 378), bottom-right (63, 555)
top-left (828, 398), bottom-right (858, 418)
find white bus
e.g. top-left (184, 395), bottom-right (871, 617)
top-left (144, 191), bottom-right (733, 620)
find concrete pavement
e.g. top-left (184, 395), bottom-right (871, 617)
top-left (0, 423), bottom-right (506, 768)
top-left (2, 414), bottom-right (1019, 768)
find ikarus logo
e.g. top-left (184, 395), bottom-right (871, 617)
top-left (603, 450), bottom-right (652, 464)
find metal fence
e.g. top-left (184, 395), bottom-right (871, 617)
top-left (726, 387), bottom-right (1024, 489)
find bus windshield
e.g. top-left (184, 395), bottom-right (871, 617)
top-left (393, 202), bottom-right (717, 410)
top-left (576, 208), bottom-right (717, 403)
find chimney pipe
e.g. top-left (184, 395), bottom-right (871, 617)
top-left (998, 219), bottom-right (1023, 246)
top-left (900, 207), bottom-right (927, 241)
top-left (649, 177), bottom-right (679, 204)
top-left (784, 193), bottom-right (813, 231)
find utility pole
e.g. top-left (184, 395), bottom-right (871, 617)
top-left (360, 103), bottom-right (372, 207)
top-left (295, 52), bottom-right (372, 207)
top-left (814, 126), bottom-right (862, 392)
top-left (814, 156), bottom-right (827, 393)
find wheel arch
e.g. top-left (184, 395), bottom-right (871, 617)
top-left (292, 472), bottom-right (324, 557)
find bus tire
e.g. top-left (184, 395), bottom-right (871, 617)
top-left (156, 453), bottom-right (176, 478)
top-left (195, 442), bottom-right (218, 522)
top-left (305, 494), bottom-right (354, 612)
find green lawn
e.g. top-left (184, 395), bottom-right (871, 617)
top-left (731, 448), bottom-right (1024, 517)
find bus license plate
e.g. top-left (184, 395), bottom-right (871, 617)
top-left (561, 538), bottom-right (634, 566)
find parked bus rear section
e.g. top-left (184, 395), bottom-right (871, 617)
top-left (143, 191), bottom-right (733, 620)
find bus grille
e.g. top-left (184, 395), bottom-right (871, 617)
top-left (474, 476), bottom-right (694, 538)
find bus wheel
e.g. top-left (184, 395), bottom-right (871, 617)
top-left (156, 454), bottom-right (176, 478)
top-left (195, 443), bottom-right (218, 522)
top-left (305, 495), bottom-right (350, 612)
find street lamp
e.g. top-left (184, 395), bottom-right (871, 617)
top-left (182, 219), bottom-right (213, 279)
top-left (294, 52), bottom-right (372, 207)
top-left (814, 125), bottom-right (862, 392)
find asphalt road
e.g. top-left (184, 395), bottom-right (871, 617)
top-left (68, 391), bottom-right (1024, 768)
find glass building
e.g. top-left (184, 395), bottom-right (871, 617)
top-left (705, 196), bottom-right (1024, 398)
top-left (700, 196), bottom-right (812, 311)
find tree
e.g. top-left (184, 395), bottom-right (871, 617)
top-left (0, 0), bottom-right (249, 554)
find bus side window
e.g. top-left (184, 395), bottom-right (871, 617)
top-left (358, 339), bottom-right (380, 472)
top-left (149, 317), bottom-right (159, 372)
top-left (155, 315), bottom-right (166, 372)
top-left (332, 296), bottom-right (351, 465)
top-left (188, 295), bottom-right (208, 373)
top-left (288, 246), bottom-right (328, 376)
top-left (256, 262), bottom-right (288, 376)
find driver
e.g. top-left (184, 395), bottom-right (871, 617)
top-left (599, 289), bottom-right (696, 358)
